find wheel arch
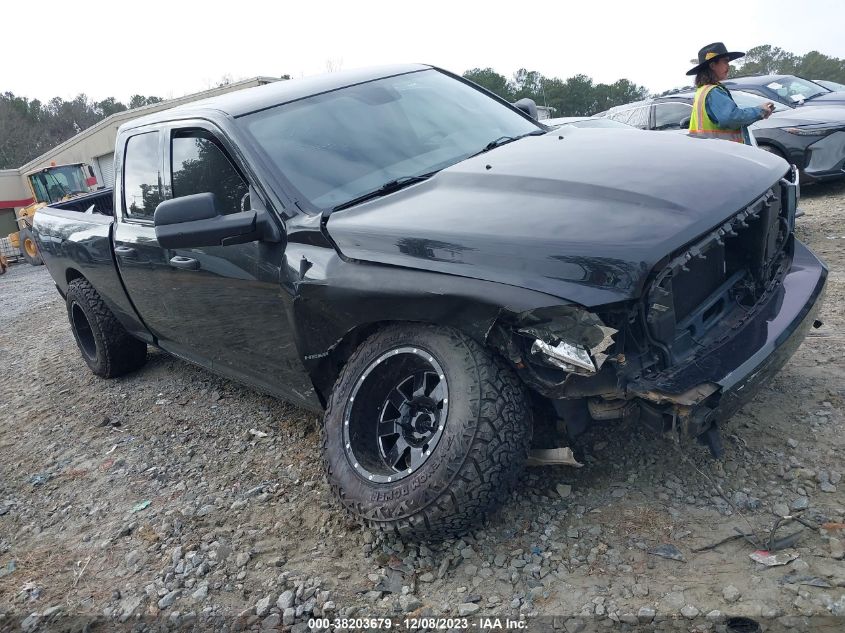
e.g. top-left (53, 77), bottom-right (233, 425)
top-left (66, 267), bottom-right (86, 286)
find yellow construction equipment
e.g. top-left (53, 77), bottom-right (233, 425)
top-left (9, 162), bottom-right (99, 266)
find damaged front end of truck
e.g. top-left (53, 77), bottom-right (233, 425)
top-left (487, 167), bottom-right (826, 457)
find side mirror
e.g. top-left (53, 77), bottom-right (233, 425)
top-left (513, 98), bottom-right (538, 119)
top-left (154, 192), bottom-right (278, 248)
top-left (679, 116), bottom-right (691, 129)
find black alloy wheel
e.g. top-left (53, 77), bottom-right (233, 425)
top-left (343, 347), bottom-right (449, 484)
top-left (322, 324), bottom-right (532, 539)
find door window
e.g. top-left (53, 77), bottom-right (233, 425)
top-left (171, 130), bottom-right (249, 214)
top-left (123, 132), bottom-right (162, 220)
top-left (654, 103), bottom-right (693, 130)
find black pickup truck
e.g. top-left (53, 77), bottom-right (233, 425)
top-left (33, 64), bottom-right (827, 538)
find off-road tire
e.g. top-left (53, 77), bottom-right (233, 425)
top-left (322, 324), bottom-right (531, 539)
top-left (66, 278), bottom-right (147, 378)
top-left (19, 228), bottom-right (43, 266)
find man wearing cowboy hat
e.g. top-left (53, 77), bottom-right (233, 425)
top-left (687, 42), bottom-right (774, 144)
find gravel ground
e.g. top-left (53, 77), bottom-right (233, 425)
top-left (1, 180), bottom-right (844, 633)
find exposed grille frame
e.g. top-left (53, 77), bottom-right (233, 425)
top-left (644, 169), bottom-right (798, 370)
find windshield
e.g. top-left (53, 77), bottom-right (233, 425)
top-left (240, 69), bottom-right (542, 210)
top-left (765, 77), bottom-right (828, 102)
top-left (732, 90), bottom-right (789, 112)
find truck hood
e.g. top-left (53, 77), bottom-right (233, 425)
top-left (326, 129), bottom-right (787, 307)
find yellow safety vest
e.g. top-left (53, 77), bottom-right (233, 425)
top-left (689, 84), bottom-right (745, 143)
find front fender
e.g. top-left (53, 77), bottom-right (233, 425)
top-left (289, 246), bottom-right (569, 401)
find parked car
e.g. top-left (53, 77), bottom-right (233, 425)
top-left (603, 90), bottom-right (845, 183)
top-left (543, 116), bottom-right (636, 129)
top-left (33, 64), bottom-right (825, 538)
top-left (814, 79), bottom-right (845, 92)
top-left (723, 74), bottom-right (845, 107)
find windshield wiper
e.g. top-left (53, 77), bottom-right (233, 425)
top-left (469, 129), bottom-right (546, 158)
top-left (332, 172), bottom-right (438, 212)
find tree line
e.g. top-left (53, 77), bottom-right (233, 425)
top-left (464, 45), bottom-right (845, 118)
top-left (0, 93), bottom-right (163, 169)
top-left (734, 45), bottom-right (845, 83)
top-left (463, 68), bottom-right (649, 117)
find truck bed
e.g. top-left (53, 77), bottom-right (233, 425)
top-left (33, 194), bottom-right (150, 342)
top-left (51, 188), bottom-right (114, 215)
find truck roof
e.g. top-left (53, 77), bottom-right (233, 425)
top-left (120, 63), bottom-right (431, 131)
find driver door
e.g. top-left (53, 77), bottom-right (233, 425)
top-left (114, 122), bottom-right (314, 407)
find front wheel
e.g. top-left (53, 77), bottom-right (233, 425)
top-left (322, 324), bottom-right (531, 539)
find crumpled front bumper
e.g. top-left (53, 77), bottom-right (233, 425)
top-left (712, 239), bottom-right (826, 420)
top-left (643, 239), bottom-right (827, 427)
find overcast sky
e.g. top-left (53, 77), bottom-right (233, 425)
top-left (5, 0), bottom-right (845, 104)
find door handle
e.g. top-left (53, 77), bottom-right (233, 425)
top-left (169, 256), bottom-right (200, 270)
top-left (114, 246), bottom-right (137, 258)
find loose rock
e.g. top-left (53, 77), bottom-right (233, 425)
top-left (255, 595), bottom-right (273, 617)
top-left (723, 585), bottom-right (741, 603)
top-left (458, 603), bottom-right (480, 616)
top-left (277, 590), bottom-right (295, 610)
top-left (637, 606), bottom-right (655, 623)
top-left (158, 590), bottom-right (180, 610)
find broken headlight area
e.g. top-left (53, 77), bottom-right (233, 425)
top-left (530, 338), bottom-right (597, 373)
top-left (489, 305), bottom-right (623, 397)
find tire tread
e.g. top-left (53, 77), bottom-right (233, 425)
top-left (67, 278), bottom-right (147, 378)
top-left (322, 324), bottom-right (531, 539)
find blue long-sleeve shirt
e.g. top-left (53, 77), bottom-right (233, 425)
top-left (705, 85), bottom-right (766, 144)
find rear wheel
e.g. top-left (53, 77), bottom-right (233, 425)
top-left (19, 228), bottom-right (43, 266)
top-left (322, 324), bottom-right (531, 539)
top-left (66, 278), bottom-right (147, 377)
